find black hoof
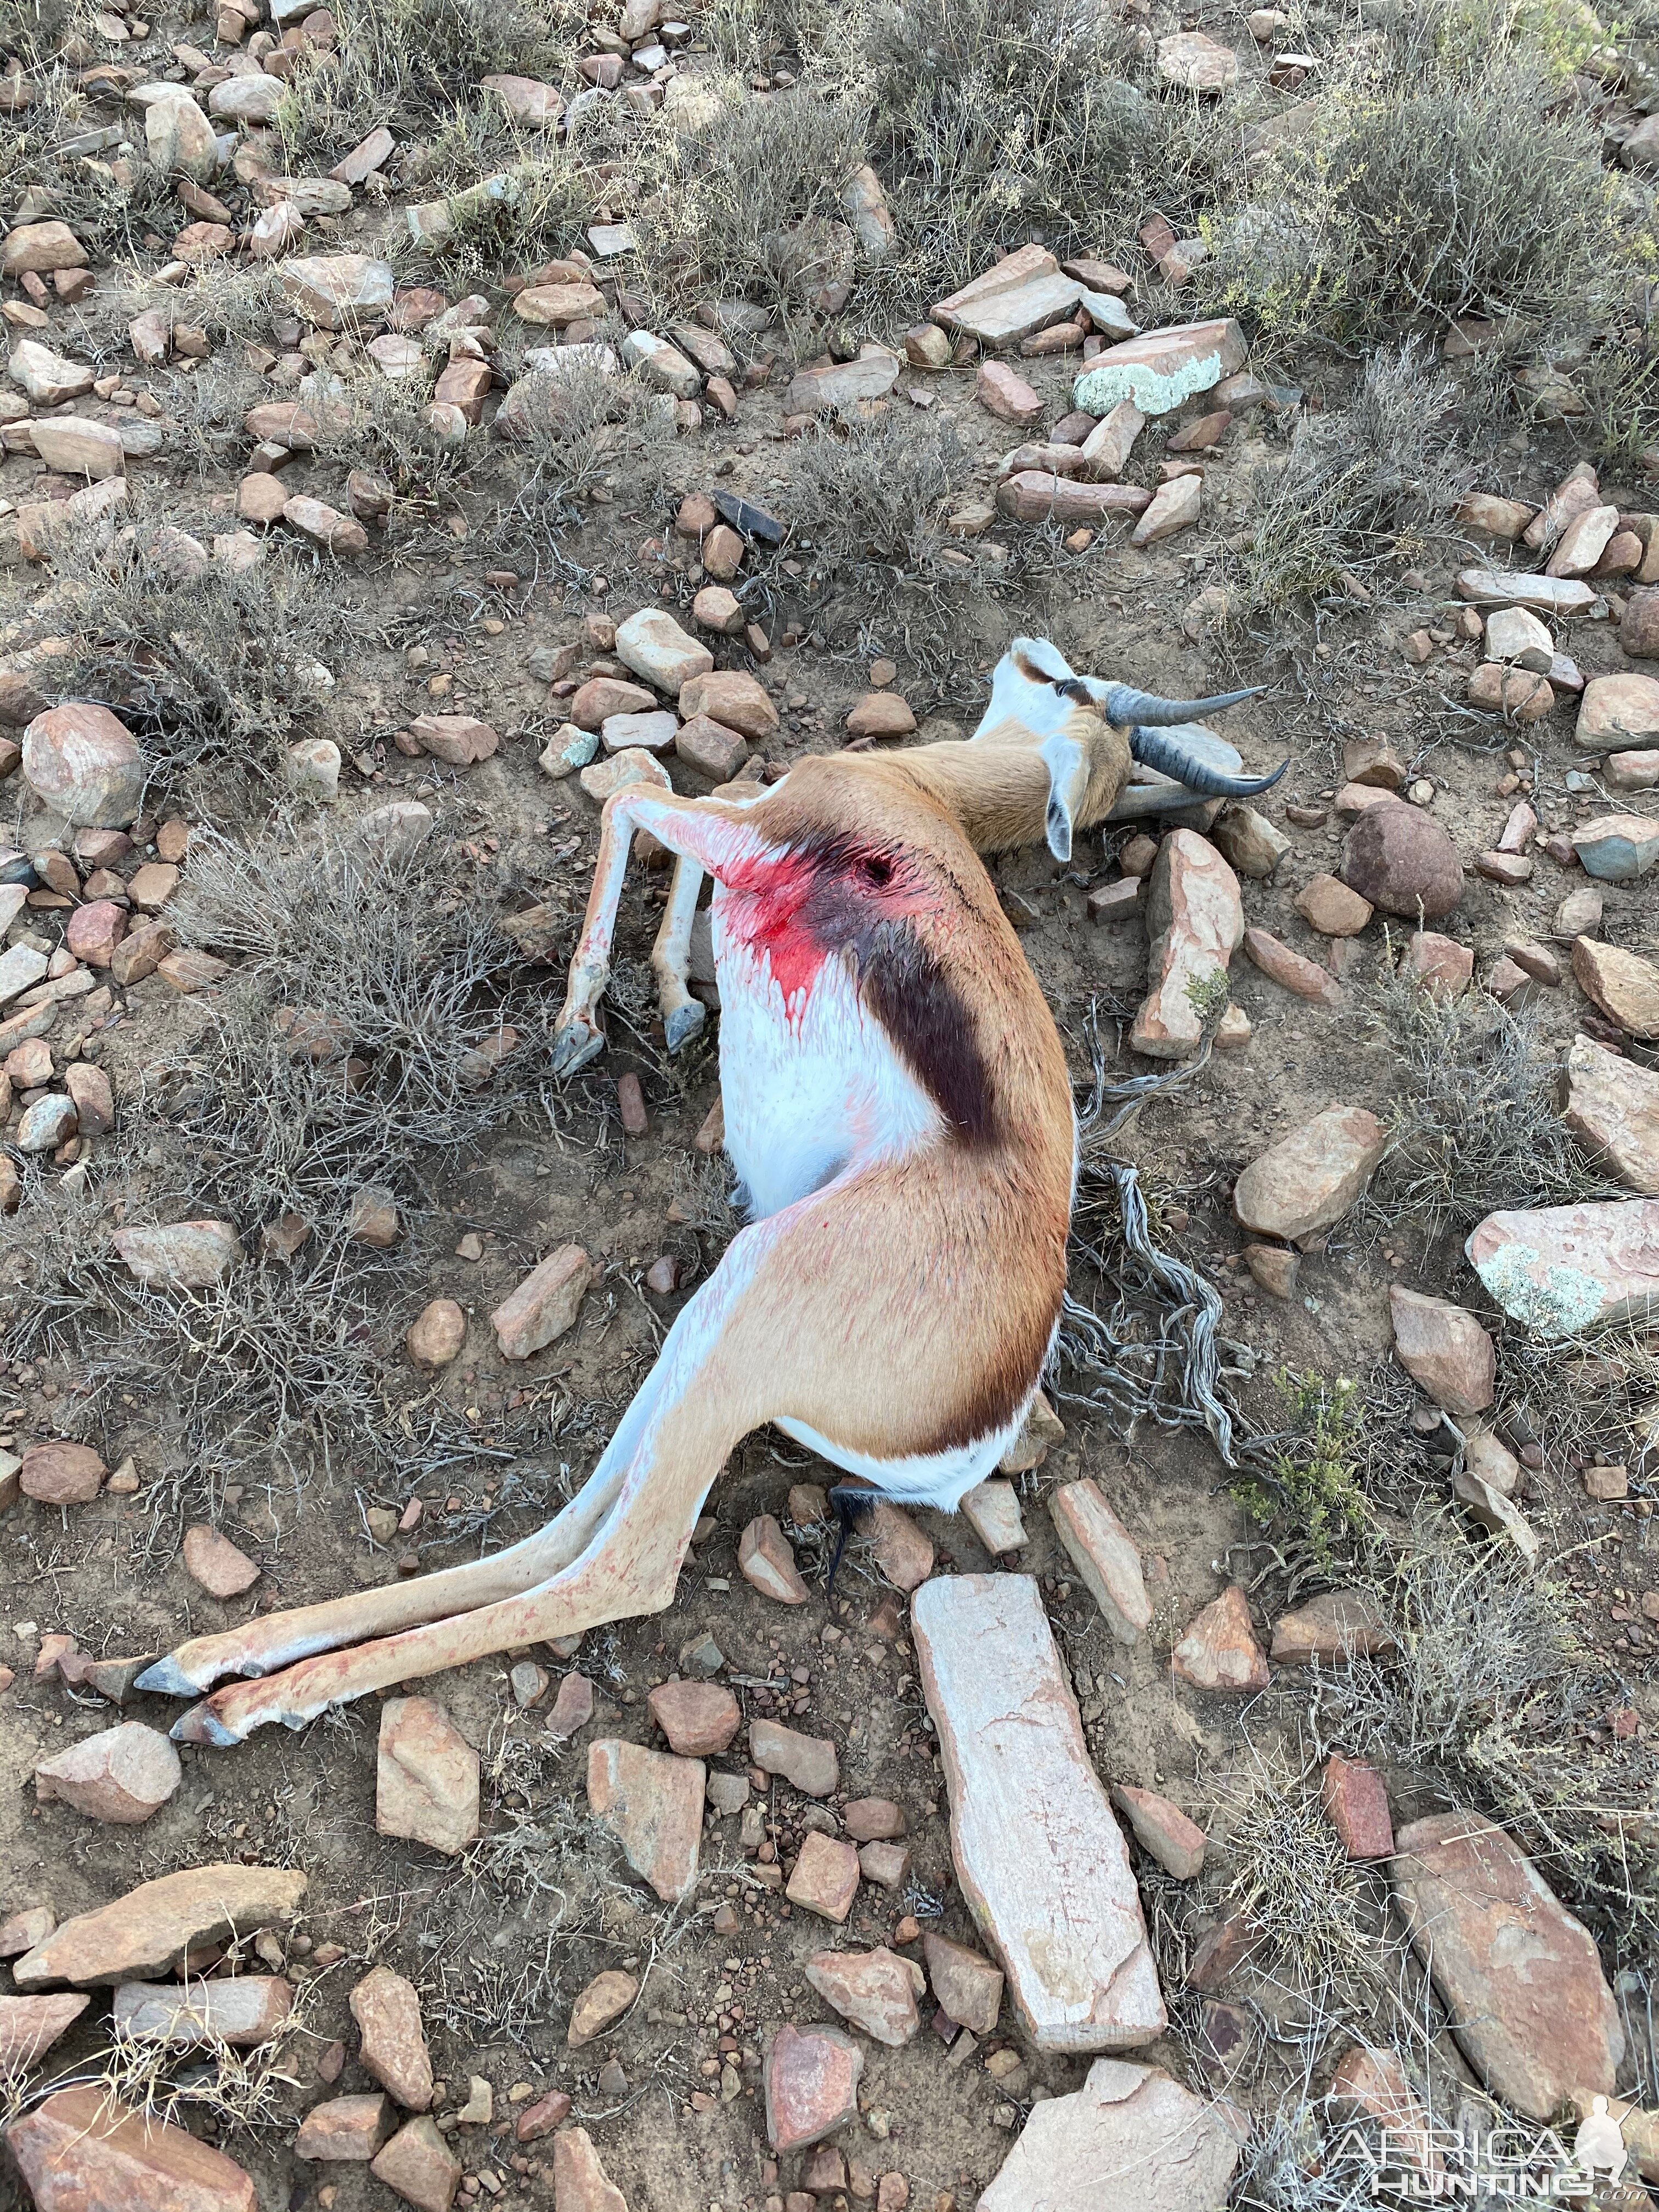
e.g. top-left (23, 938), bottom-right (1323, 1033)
top-left (825, 1483), bottom-right (878, 1596)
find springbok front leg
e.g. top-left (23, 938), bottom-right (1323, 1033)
top-left (549, 783), bottom-right (765, 1075)
top-left (651, 854), bottom-right (707, 1056)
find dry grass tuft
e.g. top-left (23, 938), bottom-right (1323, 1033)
top-left (1228, 343), bottom-right (1477, 617)
top-left (786, 409), bottom-right (973, 574)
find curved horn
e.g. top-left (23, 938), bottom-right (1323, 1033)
top-left (1130, 725), bottom-right (1288, 799)
top-left (1097, 681), bottom-right (1263, 726)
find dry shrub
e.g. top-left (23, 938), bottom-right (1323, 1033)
top-left (1228, 342), bottom-right (1477, 617)
top-left (631, 77), bottom-right (870, 321)
top-left (492, 354), bottom-right (677, 558)
top-left (1200, 0), bottom-right (1633, 351)
top-left (32, 510), bottom-right (365, 791)
top-left (786, 409), bottom-right (972, 573)
top-left (4, 821), bottom-right (528, 1499)
top-left (1334, 1512), bottom-right (1659, 1951)
top-left (1358, 947), bottom-right (1618, 1238)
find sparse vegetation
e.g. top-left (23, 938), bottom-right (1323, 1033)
top-left (1232, 1371), bottom-right (1373, 1578)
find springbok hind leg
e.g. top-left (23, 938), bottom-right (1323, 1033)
top-left (165, 1219), bottom-right (775, 1744)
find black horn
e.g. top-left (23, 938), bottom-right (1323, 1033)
top-left (1098, 682), bottom-right (1263, 726)
top-left (1129, 725), bottom-right (1288, 799)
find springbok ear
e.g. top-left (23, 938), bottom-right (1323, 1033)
top-left (1039, 731), bottom-right (1088, 863)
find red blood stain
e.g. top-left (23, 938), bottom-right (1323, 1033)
top-left (719, 847), bottom-right (831, 1007)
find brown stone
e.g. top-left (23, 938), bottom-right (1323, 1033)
top-left (1269, 1589), bottom-right (1397, 1663)
top-left (514, 2086), bottom-right (571, 2142)
top-left (1048, 1480), bottom-right (1150, 1645)
top-left (407, 1298), bottom-right (466, 1368)
top-left (550, 2128), bottom-right (626, 2212)
top-left (587, 1737), bottom-right (704, 1901)
top-left (567, 1967), bottom-right (639, 2047)
top-left (869, 1498), bottom-right (933, 1591)
top-left (1341, 800), bottom-right (1463, 920)
top-left (182, 1523), bottom-right (259, 1598)
top-left (1388, 1285), bottom-right (1495, 1417)
top-left (0, 1993), bottom-right (88, 2078)
top-left (977, 359), bottom-right (1043, 425)
top-left (1110, 1785), bottom-right (1206, 1879)
top-left (491, 1244), bottom-right (592, 1358)
top-left (1391, 1813), bottom-right (1622, 2118)
top-left (922, 1932), bottom-right (1003, 2032)
top-left (1170, 1586), bottom-right (1269, 1693)
top-left (843, 1797), bottom-right (905, 1842)
top-left (678, 669), bottom-right (778, 740)
top-left (1328, 2046), bottom-right (1444, 2182)
top-left (1573, 936), bottom-right (1659, 1040)
top-left (35, 1723), bottom-right (180, 1824)
top-left (376, 1698), bottom-right (479, 1857)
top-left (1320, 1755), bottom-right (1393, 1860)
top-left (738, 1513), bottom-right (809, 1603)
top-left (786, 1831), bottom-right (861, 1922)
top-left (21, 1441), bottom-right (106, 1503)
top-left (1295, 874), bottom-right (1373, 936)
top-left (805, 1945), bottom-right (922, 2045)
top-left (845, 691), bottom-right (917, 740)
top-left (749, 1717), bottom-right (839, 1796)
top-left (370, 2115), bottom-right (460, 2212)
top-left (1563, 1033), bottom-right (1659, 1192)
top-left (764, 2022), bottom-right (863, 2152)
top-left (545, 1671), bottom-right (594, 1740)
top-left (350, 1966), bottom-right (433, 2111)
top-left (1130, 827), bottom-right (1244, 1059)
top-left (647, 1679), bottom-right (740, 1756)
top-left (6, 2087), bottom-right (256, 2212)
top-left (1243, 925), bottom-right (1343, 1007)
top-left (1232, 1107), bottom-right (1387, 1243)
top-left (294, 2092), bottom-right (394, 2160)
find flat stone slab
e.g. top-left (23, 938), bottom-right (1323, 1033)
top-left (979, 2056), bottom-right (1248, 2212)
top-left (1073, 319), bottom-right (1245, 418)
top-left (912, 1573), bottom-right (1165, 2051)
top-left (1466, 1199), bottom-right (1659, 1337)
top-left (1391, 1813), bottom-right (1622, 2120)
top-left (14, 1865), bottom-right (306, 1989)
top-left (1455, 569), bottom-right (1598, 614)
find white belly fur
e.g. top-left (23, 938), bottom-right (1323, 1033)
top-left (710, 890), bottom-right (1044, 1509)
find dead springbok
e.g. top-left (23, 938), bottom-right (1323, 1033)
top-left (139, 640), bottom-right (1282, 1744)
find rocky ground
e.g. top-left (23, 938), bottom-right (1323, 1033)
top-left (2, 0), bottom-right (1659, 2208)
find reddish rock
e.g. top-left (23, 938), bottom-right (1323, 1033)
top-left (376, 1698), bottom-right (479, 1857)
top-left (1170, 1587), bottom-right (1269, 1693)
top-left (1388, 1285), bottom-right (1495, 1417)
top-left (678, 669), bottom-right (778, 740)
top-left (514, 2086), bottom-right (571, 2142)
top-left (786, 1832), bottom-right (861, 1922)
top-left (587, 1738), bottom-right (704, 1902)
top-left (545, 1671), bottom-right (594, 1741)
top-left (35, 1723), bottom-right (180, 1824)
top-left (1233, 1106), bottom-right (1386, 1244)
top-left (20, 1441), bottom-right (106, 1503)
top-left (370, 2115), bottom-right (460, 2212)
top-left (1328, 2045), bottom-right (1444, 2182)
top-left (0, 1993), bottom-right (88, 2078)
top-left (1341, 800), bottom-right (1464, 920)
top-left (0, 1907), bottom-right (55, 1959)
top-left (1295, 874), bottom-right (1373, 936)
top-left (1405, 931), bottom-right (1474, 997)
top-left (349, 1966), bottom-right (434, 2111)
top-left (1110, 1785), bottom-right (1206, 1879)
top-left (551, 2128), bottom-right (627, 2211)
top-left (65, 899), bottom-right (126, 966)
top-left (1130, 828), bottom-right (1244, 1059)
top-left (843, 1796), bottom-right (905, 1842)
top-left (407, 713), bottom-right (498, 766)
top-left (749, 1718), bottom-right (838, 1796)
top-left (1321, 1755), bottom-right (1393, 1860)
top-left (921, 1932), bottom-right (1003, 2032)
top-left (294, 2092), bottom-right (394, 2160)
top-left (977, 359), bottom-right (1043, 426)
top-left (1391, 1813), bottom-right (1622, 2119)
top-left (805, 1945), bottom-right (923, 2045)
top-left (1269, 1589), bottom-right (1398, 1663)
top-left (64, 1063), bottom-right (114, 1136)
top-left (182, 1524), bottom-right (259, 1598)
top-left (1563, 1033), bottom-right (1659, 1193)
top-left (567, 1967), bottom-right (639, 2047)
top-left (858, 1840), bottom-right (911, 1890)
top-left (407, 1299), bottom-right (466, 1368)
top-left (1048, 1480), bottom-right (1150, 1645)
top-left (21, 702), bottom-right (145, 828)
top-left (491, 1244), bottom-right (592, 1358)
top-left (870, 1498), bottom-right (933, 1591)
top-left (647, 1679), bottom-right (740, 1756)
top-left (1465, 1199), bottom-right (1659, 1336)
top-left (738, 1514), bottom-right (809, 1604)
top-left (845, 692), bottom-right (917, 740)
top-left (6, 2087), bottom-right (256, 2212)
top-left (764, 2022), bottom-right (863, 2152)
top-left (1243, 924), bottom-right (1342, 1007)
top-left (12, 1865), bottom-right (306, 1991)
top-left (1573, 936), bottom-right (1659, 1040)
